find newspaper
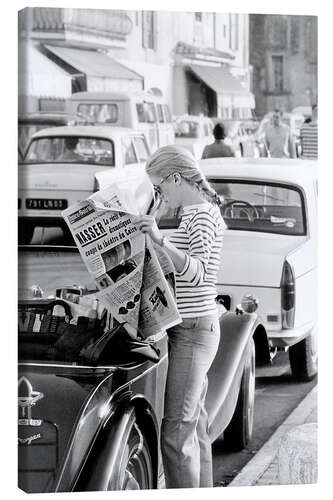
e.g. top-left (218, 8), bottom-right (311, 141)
top-left (62, 183), bottom-right (181, 339)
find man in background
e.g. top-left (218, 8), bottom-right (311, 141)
top-left (264, 110), bottom-right (296, 159)
top-left (300, 104), bottom-right (318, 159)
top-left (202, 123), bottom-right (235, 159)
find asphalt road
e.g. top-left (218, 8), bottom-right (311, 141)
top-left (212, 351), bottom-right (317, 487)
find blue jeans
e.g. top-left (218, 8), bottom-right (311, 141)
top-left (161, 314), bottom-right (220, 489)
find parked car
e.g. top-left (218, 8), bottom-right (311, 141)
top-left (67, 90), bottom-right (175, 153)
top-left (256, 112), bottom-right (305, 157)
top-left (212, 119), bottom-right (260, 158)
top-left (18, 218), bottom-right (270, 493)
top-left (18, 125), bottom-right (151, 244)
top-left (174, 114), bottom-right (214, 159)
top-left (158, 158), bottom-right (317, 381)
top-left (18, 111), bottom-right (92, 160)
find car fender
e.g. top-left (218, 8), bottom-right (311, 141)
top-left (73, 392), bottom-right (159, 491)
top-left (206, 311), bottom-right (268, 441)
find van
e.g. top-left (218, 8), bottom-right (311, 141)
top-left (67, 91), bottom-right (175, 152)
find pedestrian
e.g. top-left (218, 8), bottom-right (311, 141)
top-left (300, 104), bottom-right (318, 159)
top-left (264, 110), bottom-right (296, 158)
top-left (58, 137), bottom-right (82, 161)
top-left (135, 145), bottom-right (225, 489)
top-left (201, 122), bottom-right (235, 159)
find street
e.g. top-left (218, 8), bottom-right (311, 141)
top-left (212, 351), bottom-right (317, 486)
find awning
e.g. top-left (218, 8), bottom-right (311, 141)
top-left (18, 42), bottom-right (72, 99)
top-left (188, 64), bottom-right (255, 109)
top-left (44, 45), bottom-right (144, 92)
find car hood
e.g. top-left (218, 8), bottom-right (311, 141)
top-left (18, 163), bottom-right (110, 191)
top-left (18, 365), bottom-right (115, 493)
top-left (218, 230), bottom-right (306, 287)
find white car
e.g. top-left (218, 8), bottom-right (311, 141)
top-left (18, 126), bottom-right (150, 244)
top-left (174, 114), bottom-right (214, 159)
top-left (159, 158), bottom-right (317, 381)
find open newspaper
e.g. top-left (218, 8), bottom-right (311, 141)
top-left (62, 182), bottom-right (181, 339)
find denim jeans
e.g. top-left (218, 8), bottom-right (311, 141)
top-left (161, 314), bottom-right (220, 489)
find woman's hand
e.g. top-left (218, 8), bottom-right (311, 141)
top-left (133, 215), bottom-right (163, 246)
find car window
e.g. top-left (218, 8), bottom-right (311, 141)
top-left (175, 121), bottom-right (200, 138)
top-left (122, 136), bottom-right (137, 164)
top-left (157, 104), bottom-right (165, 123)
top-left (136, 103), bottom-right (146, 123)
top-left (146, 102), bottom-right (157, 123)
top-left (77, 103), bottom-right (118, 123)
top-left (163, 104), bottom-right (172, 123)
top-left (132, 136), bottom-right (149, 162)
top-left (157, 181), bottom-right (306, 236)
top-left (24, 136), bottom-right (115, 166)
top-left (203, 123), bottom-right (210, 136)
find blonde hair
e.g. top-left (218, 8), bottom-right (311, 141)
top-left (146, 145), bottom-right (223, 207)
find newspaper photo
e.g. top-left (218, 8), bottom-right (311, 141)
top-left (62, 183), bottom-right (181, 339)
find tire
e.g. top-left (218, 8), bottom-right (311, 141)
top-left (223, 338), bottom-right (255, 451)
top-left (111, 424), bottom-right (154, 490)
top-left (18, 221), bottom-right (34, 245)
top-left (289, 333), bottom-right (317, 381)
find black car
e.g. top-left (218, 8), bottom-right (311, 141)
top-left (18, 227), bottom-right (270, 493)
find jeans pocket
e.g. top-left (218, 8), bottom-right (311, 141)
top-left (180, 317), bottom-right (199, 330)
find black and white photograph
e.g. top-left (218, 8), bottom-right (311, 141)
top-left (4, 0), bottom-right (330, 498)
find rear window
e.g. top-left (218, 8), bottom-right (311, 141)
top-left (25, 136), bottom-right (115, 166)
top-left (157, 181), bottom-right (306, 236)
top-left (77, 103), bottom-right (118, 123)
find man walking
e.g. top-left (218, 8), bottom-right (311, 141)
top-left (300, 104), bottom-right (318, 159)
top-left (264, 110), bottom-right (296, 159)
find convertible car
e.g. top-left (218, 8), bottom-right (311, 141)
top-left (18, 226), bottom-right (270, 493)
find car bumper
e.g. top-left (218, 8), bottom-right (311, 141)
top-left (267, 321), bottom-right (315, 347)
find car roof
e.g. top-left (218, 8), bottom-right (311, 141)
top-left (176, 114), bottom-right (213, 123)
top-left (29, 125), bottom-right (143, 139)
top-left (200, 158), bottom-right (317, 183)
top-left (18, 113), bottom-right (89, 125)
top-left (68, 90), bottom-right (162, 102)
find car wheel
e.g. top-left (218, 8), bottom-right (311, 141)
top-left (112, 424), bottom-right (154, 490)
top-left (289, 333), bottom-right (317, 381)
top-left (18, 221), bottom-right (34, 245)
top-left (223, 338), bottom-right (255, 451)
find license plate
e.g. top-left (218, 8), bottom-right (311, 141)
top-left (25, 198), bottom-right (68, 210)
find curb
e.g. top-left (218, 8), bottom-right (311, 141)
top-left (229, 385), bottom-right (317, 487)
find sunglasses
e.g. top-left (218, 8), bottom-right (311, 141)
top-left (153, 173), bottom-right (175, 195)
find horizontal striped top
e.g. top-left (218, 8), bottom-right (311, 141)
top-left (168, 202), bottom-right (225, 318)
top-left (300, 123), bottom-right (318, 159)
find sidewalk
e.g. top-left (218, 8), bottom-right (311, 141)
top-left (229, 385), bottom-right (317, 487)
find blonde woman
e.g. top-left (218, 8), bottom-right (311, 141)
top-left (135, 145), bottom-right (225, 489)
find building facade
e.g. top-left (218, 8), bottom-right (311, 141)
top-left (249, 14), bottom-right (318, 118)
top-left (18, 8), bottom-right (254, 118)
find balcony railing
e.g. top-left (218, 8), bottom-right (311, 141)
top-left (19, 8), bottom-right (133, 40)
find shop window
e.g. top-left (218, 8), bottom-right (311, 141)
top-left (195, 12), bottom-right (202, 22)
top-left (142, 11), bottom-right (156, 50)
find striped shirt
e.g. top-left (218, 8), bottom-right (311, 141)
top-left (300, 123), bottom-right (318, 159)
top-left (168, 202), bottom-right (225, 318)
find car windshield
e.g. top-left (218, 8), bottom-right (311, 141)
top-left (157, 180), bottom-right (306, 236)
top-left (175, 121), bottom-right (200, 138)
top-left (24, 136), bottom-right (115, 166)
